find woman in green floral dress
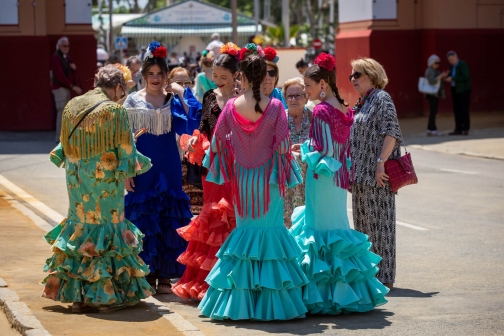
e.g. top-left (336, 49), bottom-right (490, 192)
top-left (283, 77), bottom-right (312, 228)
top-left (42, 65), bottom-right (154, 313)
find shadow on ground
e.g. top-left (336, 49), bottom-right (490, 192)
top-left (0, 132), bottom-right (55, 155)
top-left (198, 309), bottom-right (394, 334)
top-left (386, 287), bottom-right (439, 298)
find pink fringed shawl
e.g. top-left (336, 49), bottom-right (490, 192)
top-left (310, 102), bottom-right (354, 189)
top-left (211, 98), bottom-right (293, 218)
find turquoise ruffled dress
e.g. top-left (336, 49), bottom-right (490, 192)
top-left (198, 98), bottom-right (310, 321)
top-left (290, 116), bottom-right (389, 314)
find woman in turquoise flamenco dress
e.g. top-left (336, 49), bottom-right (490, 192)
top-left (289, 53), bottom-right (389, 314)
top-left (42, 64), bottom-right (154, 313)
top-left (198, 51), bottom-right (309, 321)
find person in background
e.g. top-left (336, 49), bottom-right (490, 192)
top-left (139, 46), bottom-right (147, 60)
top-left (194, 50), bottom-right (217, 102)
top-left (206, 33), bottom-right (224, 57)
top-left (424, 54), bottom-right (448, 136)
top-left (350, 57), bottom-right (403, 290)
top-left (445, 51), bottom-right (472, 135)
top-left (96, 44), bottom-right (109, 67)
top-left (43, 64), bottom-right (153, 313)
top-left (282, 77), bottom-right (311, 228)
top-left (259, 45), bottom-right (288, 108)
top-left (296, 58), bottom-right (309, 75)
top-left (51, 36), bottom-right (82, 143)
top-left (170, 52), bottom-right (179, 65)
top-left (168, 66), bottom-right (204, 215)
top-left (126, 55), bottom-right (144, 92)
top-left (105, 54), bottom-right (120, 66)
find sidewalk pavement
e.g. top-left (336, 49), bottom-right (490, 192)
top-left (398, 111), bottom-right (504, 160)
top-left (0, 190), bottom-right (184, 336)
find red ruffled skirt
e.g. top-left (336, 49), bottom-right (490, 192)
top-left (172, 178), bottom-right (235, 300)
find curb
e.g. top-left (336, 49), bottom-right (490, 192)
top-left (408, 145), bottom-right (504, 161)
top-left (0, 277), bottom-right (51, 336)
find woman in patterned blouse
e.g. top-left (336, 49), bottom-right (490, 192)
top-left (282, 77), bottom-right (311, 228)
top-left (349, 57), bottom-right (403, 290)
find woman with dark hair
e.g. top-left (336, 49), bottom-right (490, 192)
top-left (258, 45), bottom-right (287, 108)
top-left (43, 65), bottom-right (154, 313)
top-left (198, 47), bottom-right (308, 321)
top-left (296, 58), bottom-right (309, 75)
top-left (123, 42), bottom-right (198, 294)
top-left (172, 43), bottom-right (240, 300)
top-left (289, 53), bottom-right (388, 314)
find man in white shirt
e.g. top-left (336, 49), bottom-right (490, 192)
top-left (206, 33), bottom-right (224, 57)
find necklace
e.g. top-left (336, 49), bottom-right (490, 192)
top-left (352, 87), bottom-right (376, 113)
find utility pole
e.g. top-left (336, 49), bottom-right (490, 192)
top-left (231, 0), bottom-right (238, 43)
top-left (108, 0), bottom-right (113, 54)
top-left (328, 0), bottom-right (335, 55)
top-left (254, 0), bottom-right (260, 35)
top-left (282, 0), bottom-right (289, 47)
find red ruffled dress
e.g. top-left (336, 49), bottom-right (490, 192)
top-left (172, 91), bottom-right (236, 300)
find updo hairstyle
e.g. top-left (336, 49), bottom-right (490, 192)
top-left (239, 54), bottom-right (267, 114)
top-left (213, 53), bottom-right (239, 75)
top-left (141, 56), bottom-right (169, 81)
top-left (94, 65), bottom-right (127, 92)
top-left (304, 65), bottom-right (347, 106)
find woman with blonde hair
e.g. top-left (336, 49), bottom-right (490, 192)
top-left (194, 50), bottom-right (217, 102)
top-left (349, 57), bottom-right (403, 290)
top-left (282, 77), bottom-right (311, 228)
top-left (43, 64), bottom-right (154, 313)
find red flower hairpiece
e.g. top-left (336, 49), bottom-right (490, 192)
top-left (263, 47), bottom-right (278, 63)
top-left (153, 46), bottom-right (168, 59)
top-left (314, 52), bottom-right (336, 72)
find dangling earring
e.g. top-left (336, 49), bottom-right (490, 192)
top-left (320, 86), bottom-right (326, 100)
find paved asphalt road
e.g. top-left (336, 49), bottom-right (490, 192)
top-left (0, 131), bottom-right (503, 335)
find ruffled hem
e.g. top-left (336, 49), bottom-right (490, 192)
top-left (199, 287), bottom-right (307, 321)
top-left (173, 198), bottom-right (236, 300)
top-left (125, 173), bottom-right (192, 278)
top-left (115, 151), bottom-right (152, 182)
top-left (42, 219), bottom-right (155, 306)
top-left (289, 207), bottom-right (389, 314)
top-left (301, 141), bottom-right (341, 177)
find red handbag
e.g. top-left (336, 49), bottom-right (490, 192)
top-left (384, 148), bottom-right (418, 193)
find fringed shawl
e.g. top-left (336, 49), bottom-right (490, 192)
top-left (60, 88), bottom-right (131, 160)
top-left (123, 92), bottom-right (173, 135)
top-left (310, 102), bottom-right (354, 189)
top-left (212, 98), bottom-right (293, 218)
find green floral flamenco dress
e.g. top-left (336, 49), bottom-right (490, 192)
top-left (42, 88), bottom-right (154, 309)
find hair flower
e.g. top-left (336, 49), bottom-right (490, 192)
top-left (114, 63), bottom-right (132, 82)
top-left (153, 46), bottom-right (167, 59)
top-left (314, 52), bottom-right (336, 72)
top-left (220, 42), bottom-right (240, 57)
top-left (264, 47), bottom-right (279, 63)
top-left (256, 45), bottom-right (265, 58)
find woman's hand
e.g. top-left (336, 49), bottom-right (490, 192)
top-left (187, 136), bottom-right (198, 152)
top-left (166, 81), bottom-right (185, 96)
top-left (291, 143), bottom-right (301, 153)
top-left (375, 163), bottom-right (389, 188)
top-left (125, 177), bottom-right (135, 192)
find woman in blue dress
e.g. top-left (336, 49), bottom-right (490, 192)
top-left (289, 53), bottom-right (389, 314)
top-left (123, 42), bottom-right (199, 294)
top-left (198, 51), bottom-right (309, 321)
top-left (260, 46), bottom-right (288, 109)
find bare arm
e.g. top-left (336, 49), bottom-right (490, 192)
top-left (375, 135), bottom-right (397, 187)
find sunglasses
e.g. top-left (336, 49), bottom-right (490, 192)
top-left (267, 69), bottom-right (277, 78)
top-left (286, 94), bottom-right (304, 101)
top-left (175, 81), bottom-right (193, 87)
top-left (349, 71), bottom-right (363, 81)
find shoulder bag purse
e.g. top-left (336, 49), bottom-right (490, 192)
top-left (418, 77), bottom-right (440, 95)
top-left (384, 130), bottom-right (418, 193)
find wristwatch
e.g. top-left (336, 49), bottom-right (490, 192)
top-left (376, 157), bottom-right (385, 164)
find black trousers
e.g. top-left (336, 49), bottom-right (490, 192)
top-left (451, 87), bottom-right (471, 132)
top-left (426, 94), bottom-right (438, 131)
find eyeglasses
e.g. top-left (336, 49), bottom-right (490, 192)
top-left (175, 81), bottom-right (193, 87)
top-left (286, 94), bottom-right (304, 101)
top-left (349, 71), bottom-right (363, 81)
top-left (267, 69), bottom-right (277, 78)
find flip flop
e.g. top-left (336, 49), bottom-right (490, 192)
top-left (98, 304), bottom-right (127, 313)
top-left (71, 303), bottom-right (95, 314)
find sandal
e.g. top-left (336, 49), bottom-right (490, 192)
top-left (71, 302), bottom-right (95, 314)
top-left (146, 276), bottom-right (157, 289)
top-left (98, 304), bottom-right (127, 313)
